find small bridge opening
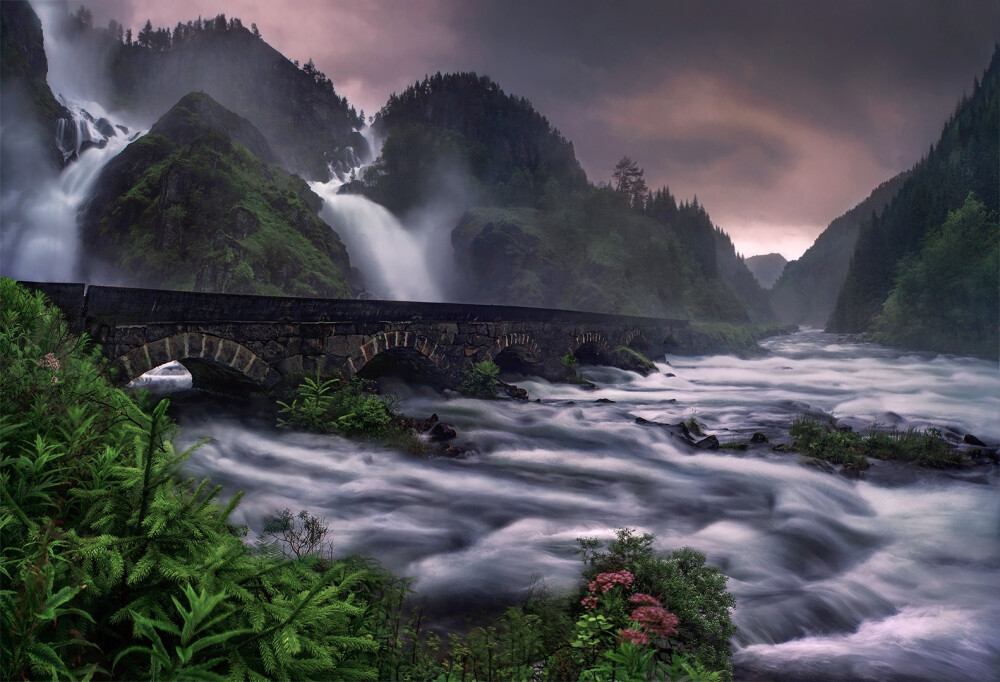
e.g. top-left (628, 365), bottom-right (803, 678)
top-left (573, 341), bottom-right (610, 365)
top-left (493, 346), bottom-right (540, 375)
top-left (129, 361), bottom-right (192, 395)
top-left (355, 348), bottom-right (447, 387)
top-left (129, 358), bottom-right (262, 397)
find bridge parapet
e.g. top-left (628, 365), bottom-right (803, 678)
top-left (19, 282), bottom-right (688, 394)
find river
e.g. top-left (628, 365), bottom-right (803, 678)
top-left (169, 331), bottom-right (999, 681)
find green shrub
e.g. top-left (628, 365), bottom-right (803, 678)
top-left (278, 374), bottom-right (396, 439)
top-left (460, 360), bottom-right (500, 398)
top-left (789, 417), bottom-right (960, 469)
top-left (576, 529), bottom-right (737, 680)
top-left (1, 278), bottom-right (378, 681)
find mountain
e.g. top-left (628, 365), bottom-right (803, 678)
top-left (80, 92), bottom-right (355, 297)
top-left (745, 254), bottom-right (787, 289)
top-left (58, 10), bottom-right (366, 180)
top-left (827, 45), bottom-right (999, 356)
top-left (367, 73), bottom-right (771, 322)
top-left (0, 0), bottom-right (71, 176)
top-left (769, 171), bottom-right (908, 326)
top-left (363, 71), bottom-right (589, 214)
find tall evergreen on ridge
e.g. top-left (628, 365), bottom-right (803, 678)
top-left (827, 45), bottom-right (999, 341)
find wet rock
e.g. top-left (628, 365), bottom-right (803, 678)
top-left (750, 432), bottom-right (768, 444)
top-left (116, 124), bottom-right (130, 135)
top-left (964, 434), bottom-right (986, 447)
top-left (421, 414), bottom-right (440, 431)
top-left (695, 435), bottom-right (720, 450)
top-left (664, 373), bottom-right (676, 378)
top-left (505, 384), bottom-right (529, 401)
top-left (595, 398), bottom-right (615, 403)
top-left (429, 421), bottom-right (457, 442)
top-left (678, 421), bottom-right (692, 439)
top-left (839, 464), bottom-right (864, 479)
top-left (772, 443), bottom-right (791, 452)
top-left (95, 117), bottom-right (117, 138)
top-left (441, 444), bottom-right (464, 457)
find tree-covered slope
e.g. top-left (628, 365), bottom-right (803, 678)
top-left (368, 73), bottom-right (769, 322)
top-left (364, 71), bottom-right (588, 213)
top-left (60, 10), bottom-right (366, 180)
top-left (81, 92), bottom-right (355, 297)
top-left (452, 192), bottom-right (753, 321)
top-left (770, 171), bottom-right (908, 326)
top-left (871, 192), bottom-right (997, 356)
top-left (828, 46), bottom-right (999, 344)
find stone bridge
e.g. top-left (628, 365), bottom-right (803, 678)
top-left (23, 283), bottom-right (689, 394)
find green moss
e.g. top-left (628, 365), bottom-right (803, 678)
top-left (87, 99), bottom-right (352, 298)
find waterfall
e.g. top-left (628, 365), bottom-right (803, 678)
top-left (310, 180), bottom-right (443, 301)
top-left (1, 101), bottom-right (135, 282)
top-left (0, 4), bottom-right (139, 282)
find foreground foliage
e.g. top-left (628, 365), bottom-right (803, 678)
top-left (1, 279), bottom-right (377, 680)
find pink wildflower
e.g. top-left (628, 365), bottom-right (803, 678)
top-left (587, 570), bottom-right (635, 594)
top-left (37, 353), bottom-right (60, 371)
top-left (630, 605), bottom-right (679, 638)
top-left (618, 628), bottom-right (649, 646)
top-left (580, 595), bottom-right (598, 610)
top-left (629, 593), bottom-right (661, 606)
top-left (52, 376), bottom-right (59, 384)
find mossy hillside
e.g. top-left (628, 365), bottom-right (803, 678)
top-left (82, 93), bottom-right (353, 297)
top-left (452, 201), bottom-right (750, 321)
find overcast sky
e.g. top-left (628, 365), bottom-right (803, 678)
top-left (62, 0), bottom-right (999, 258)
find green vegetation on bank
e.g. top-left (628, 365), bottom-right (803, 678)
top-left (81, 92), bottom-right (354, 298)
top-left (872, 193), bottom-right (999, 357)
top-left (2, 278), bottom-right (738, 680)
top-left (828, 46), bottom-right (999, 353)
top-left (789, 417), bottom-right (961, 469)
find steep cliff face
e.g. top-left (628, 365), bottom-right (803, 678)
top-left (81, 92), bottom-right (355, 297)
top-left (0, 0), bottom-right (71, 175)
top-left (770, 172), bottom-right (908, 326)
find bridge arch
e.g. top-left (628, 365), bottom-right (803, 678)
top-left (567, 331), bottom-right (611, 365)
top-left (619, 328), bottom-right (651, 351)
top-left (485, 333), bottom-right (541, 363)
top-left (116, 333), bottom-right (279, 391)
top-left (344, 331), bottom-right (451, 379)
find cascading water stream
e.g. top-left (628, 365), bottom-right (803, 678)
top-left (1, 3), bottom-right (139, 281)
top-left (310, 127), bottom-right (455, 301)
top-left (167, 331), bottom-right (1000, 682)
top-left (2, 102), bottom-right (133, 282)
top-left (310, 180), bottom-right (443, 301)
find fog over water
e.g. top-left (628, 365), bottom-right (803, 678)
top-left (167, 331), bottom-right (1000, 681)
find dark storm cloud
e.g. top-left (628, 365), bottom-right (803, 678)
top-left (65, 0), bottom-right (999, 257)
